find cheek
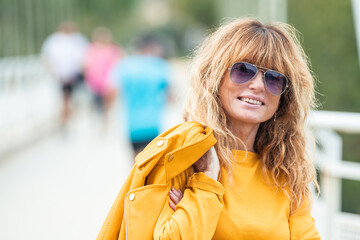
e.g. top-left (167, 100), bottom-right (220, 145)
top-left (219, 90), bottom-right (230, 114)
top-left (269, 96), bottom-right (281, 113)
top-left (219, 80), bottom-right (230, 106)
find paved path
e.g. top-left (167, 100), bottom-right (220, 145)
top-left (0, 59), bottom-right (189, 239)
top-left (0, 105), bottom-right (128, 239)
top-left (0, 100), bottom-right (183, 240)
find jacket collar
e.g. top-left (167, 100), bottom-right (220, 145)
top-left (135, 121), bottom-right (217, 181)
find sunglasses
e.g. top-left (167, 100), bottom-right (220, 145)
top-left (228, 62), bottom-right (288, 96)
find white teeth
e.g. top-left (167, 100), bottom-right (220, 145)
top-left (240, 97), bottom-right (263, 105)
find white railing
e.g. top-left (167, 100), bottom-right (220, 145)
top-left (310, 111), bottom-right (360, 240)
top-left (0, 55), bottom-right (59, 159)
top-left (0, 55), bottom-right (48, 91)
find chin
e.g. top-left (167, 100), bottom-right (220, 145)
top-left (236, 117), bottom-right (262, 125)
top-left (236, 115), bottom-right (273, 125)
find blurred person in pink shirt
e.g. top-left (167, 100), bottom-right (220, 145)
top-left (84, 27), bottom-right (123, 126)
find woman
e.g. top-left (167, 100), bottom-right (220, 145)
top-left (97, 18), bottom-right (320, 240)
top-left (169, 17), bottom-right (320, 239)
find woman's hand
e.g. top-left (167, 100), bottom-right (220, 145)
top-left (169, 147), bottom-right (220, 210)
top-left (169, 187), bottom-right (183, 211)
top-left (193, 146), bottom-right (220, 181)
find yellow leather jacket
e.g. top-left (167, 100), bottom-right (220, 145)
top-left (97, 121), bottom-right (225, 240)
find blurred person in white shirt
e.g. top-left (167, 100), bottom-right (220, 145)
top-left (41, 21), bottom-right (88, 127)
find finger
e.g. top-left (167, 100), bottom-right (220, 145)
top-left (169, 190), bottom-right (181, 204)
top-left (171, 188), bottom-right (183, 199)
top-left (169, 200), bottom-right (176, 211)
top-left (177, 189), bottom-right (183, 198)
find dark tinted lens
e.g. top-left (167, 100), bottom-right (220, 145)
top-left (264, 70), bottom-right (287, 95)
top-left (230, 62), bottom-right (257, 85)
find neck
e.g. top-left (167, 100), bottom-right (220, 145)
top-left (229, 122), bottom-right (260, 152)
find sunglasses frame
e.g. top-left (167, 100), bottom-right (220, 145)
top-left (228, 61), bottom-right (289, 96)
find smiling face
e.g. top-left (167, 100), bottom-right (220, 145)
top-left (219, 68), bottom-right (281, 129)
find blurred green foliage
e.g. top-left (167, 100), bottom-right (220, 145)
top-left (0, 0), bottom-right (218, 57)
top-left (342, 133), bottom-right (360, 163)
top-left (0, 0), bottom-right (76, 56)
top-left (340, 133), bottom-right (360, 214)
top-left (288, 0), bottom-right (360, 112)
top-left (342, 179), bottom-right (360, 214)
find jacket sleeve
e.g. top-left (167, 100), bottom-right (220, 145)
top-left (289, 199), bottom-right (321, 240)
top-left (153, 172), bottom-right (225, 240)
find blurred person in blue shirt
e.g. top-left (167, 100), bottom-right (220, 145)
top-left (111, 35), bottom-right (171, 155)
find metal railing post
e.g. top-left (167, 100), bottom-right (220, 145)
top-left (314, 129), bottom-right (343, 239)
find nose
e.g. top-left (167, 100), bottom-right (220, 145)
top-left (248, 70), bottom-right (266, 92)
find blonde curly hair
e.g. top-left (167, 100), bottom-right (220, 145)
top-left (183, 18), bottom-right (318, 214)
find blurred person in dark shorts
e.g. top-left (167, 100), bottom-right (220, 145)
top-left (41, 21), bottom-right (88, 127)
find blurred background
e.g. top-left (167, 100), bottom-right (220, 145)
top-left (0, 0), bottom-right (360, 239)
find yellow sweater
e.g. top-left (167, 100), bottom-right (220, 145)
top-left (212, 150), bottom-right (320, 240)
top-left (97, 121), bottom-right (320, 239)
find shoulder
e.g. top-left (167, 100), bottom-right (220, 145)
top-left (119, 56), bottom-right (139, 67)
top-left (151, 57), bottom-right (170, 70)
top-left (74, 33), bottom-right (88, 43)
top-left (42, 33), bottom-right (58, 46)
